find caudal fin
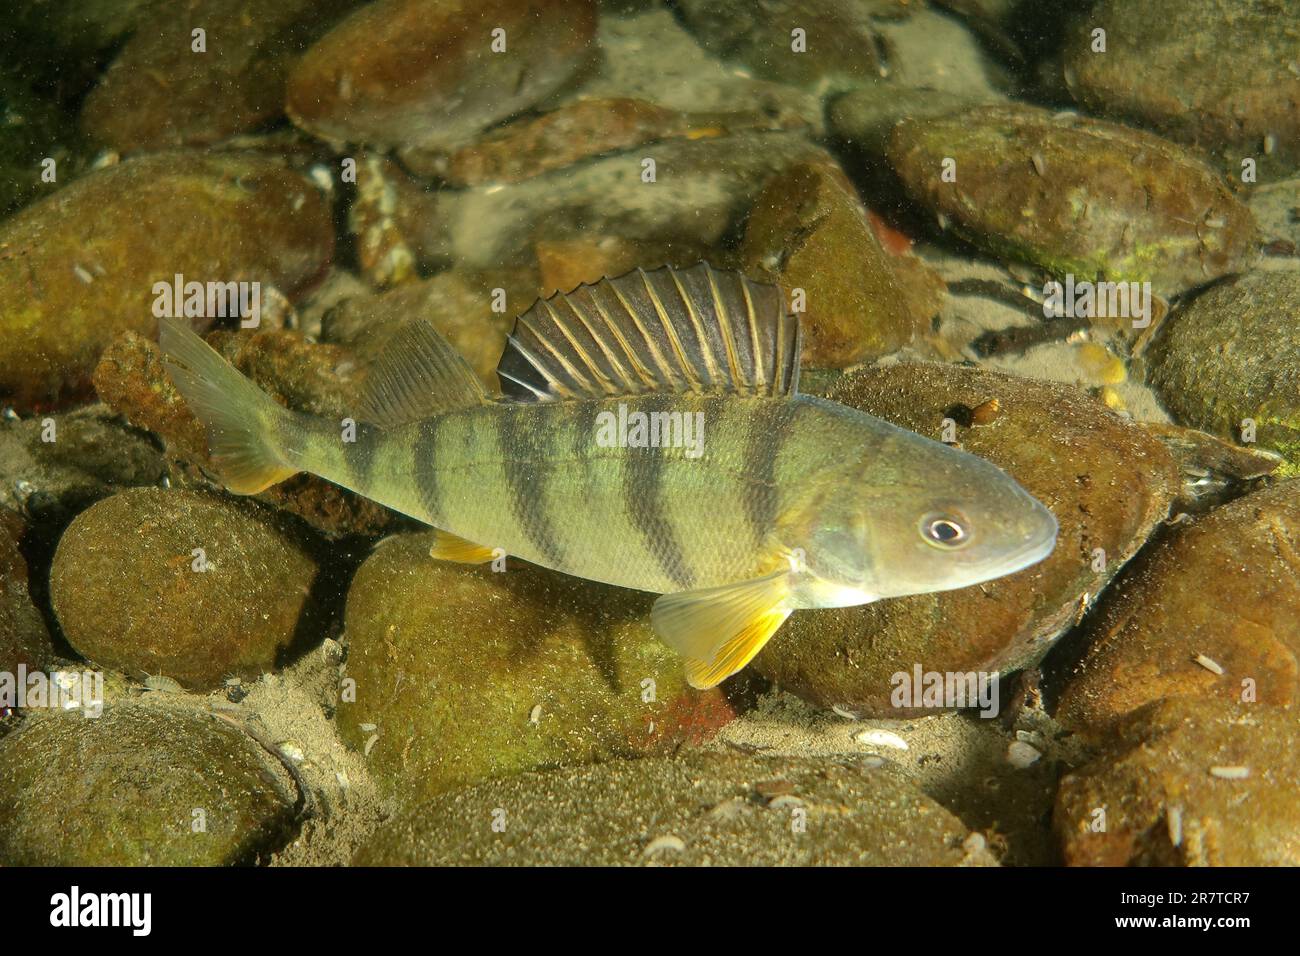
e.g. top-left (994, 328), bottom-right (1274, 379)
top-left (158, 320), bottom-right (299, 494)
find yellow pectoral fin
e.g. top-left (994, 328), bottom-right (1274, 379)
top-left (650, 571), bottom-right (793, 690)
top-left (428, 530), bottom-right (499, 564)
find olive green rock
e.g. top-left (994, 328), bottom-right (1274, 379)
top-left (50, 488), bottom-right (318, 690)
top-left (355, 750), bottom-right (999, 866)
top-left (0, 150), bottom-right (334, 410)
top-left (741, 161), bottom-right (919, 367)
top-left (1058, 480), bottom-right (1300, 731)
top-left (1055, 698), bottom-right (1300, 866)
top-left (887, 104), bottom-right (1258, 295)
top-left (0, 705), bottom-right (297, 865)
top-left (754, 362), bottom-right (1180, 714)
top-left (1147, 272), bottom-right (1300, 476)
top-left (1063, 0), bottom-right (1300, 182)
top-left (337, 532), bottom-right (736, 809)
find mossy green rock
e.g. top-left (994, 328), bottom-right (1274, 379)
top-left (0, 705), bottom-right (296, 865)
top-left (50, 488), bottom-right (318, 690)
top-left (754, 362), bottom-right (1180, 714)
top-left (337, 532), bottom-right (736, 808)
top-left (1054, 698), bottom-right (1300, 866)
top-left (1063, 0), bottom-right (1300, 181)
top-left (887, 104), bottom-right (1258, 295)
top-left (1147, 272), bottom-right (1300, 476)
top-left (1058, 480), bottom-right (1300, 732)
top-left (355, 750), bottom-right (999, 866)
top-left (0, 150), bottom-right (334, 410)
top-left (741, 161), bottom-right (919, 367)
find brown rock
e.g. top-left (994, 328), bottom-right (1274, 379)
top-left (1057, 480), bottom-right (1300, 731)
top-left (0, 151), bottom-right (334, 410)
top-left (0, 508), bottom-right (55, 676)
top-left (286, 0), bottom-right (597, 158)
top-left (741, 161), bottom-right (922, 367)
top-left (80, 0), bottom-right (360, 152)
top-left (1055, 698), bottom-right (1300, 866)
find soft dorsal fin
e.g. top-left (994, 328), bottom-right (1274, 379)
top-left (357, 320), bottom-right (488, 427)
top-left (496, 262), bottom-right (802, 402)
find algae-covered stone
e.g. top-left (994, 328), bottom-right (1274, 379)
top-left (92, 330), bottom-right (398, 539)
top-left (1054, 698), bottom-right (1300, 866)
top-left (337, 532), bottom-right (736, 808)
top-left (0, 507), bottom-right (54, 675)
top-left (741, 161), bottom-right (920, 367)
top-left (80, 0), bottom-right (360, 152)
top-left (0, 405), bottom-right (166, 529)
top-left (0, 705), bottom-right (296, 865)
top-left (1057, 480), bottom-right (1300, 731)
top-left (355, 750), bottom-right (998, 866)
top-left (0, 151), bottom-right (334, 410)
top-left (674, 0), bottom-right (888, 89)
top-left (286, 0), bottom-right (597, 160)
top-left (1063, 0), bottom-right (1300, 181)
top-left (830, 85), bottom-right (1001, 157)
top-left (887, 104), bottom-right (1258, 295)
top-left (1146, 272), bottom-right (1300, 475)
top-left (754, 362), bottom-right (1180, 714)
top-left (50, 488), bottom-right (318, 690)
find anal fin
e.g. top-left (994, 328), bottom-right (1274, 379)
top-left (650, 570), bottom-right (793, 690)
top-left (428, 530), bottom-right (499, 564)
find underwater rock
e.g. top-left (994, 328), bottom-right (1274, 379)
top-left (442, 97), bottom-right (804, 187)
top-left (417, 130), bottom-right (831, 269)
top-left (0, 151), bottom-right (334, 410)
top-left (0, 68), bottom-right (81, 215)
top-left (754, 362), bottom-right (1180, 715)
top-left (1063, 0), bottom-right (1300, 182)
top-left (49, 488), bottom-right (318, 690)
top-left (1146, 272), bottom-right (1300, 476)
top-left (0, 507), bottom-right (55, 675)
top-left (673, 0), bottom-right (893, 89)
top-left (0, 705), bottom-right (297, 865)
top-left (1057, 480), bottom-right (1300, 731)
top-left (337, 532), bottom-right (736, 808)
top-left (829, 85), bottom-right (1001, 157)
top-left (886, 104), bottom-right (1259, 296)
top-left (286, 0), bottom-right (597, 161)
top-left (572, 7), bottom-right (822, 131)
top-left (321, 269), bottom-right (543, 392)
top-left (93, 330), bottom-right (398, 538)
top-left (0, 405), bottom-right (166, 530)
top-left (346, 153), bottom-right (436, 288)
top-left (355, 750), bottom-right (998, 865)
top-left (80, 0), bottom-right (360, 152)
top-left (741, 161), bottom-right (922, 367)
top-left (1054, 698), bottom-right (1300, 866)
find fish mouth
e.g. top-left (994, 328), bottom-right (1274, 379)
top-left (1001, 505), bottom-right (1059, 573)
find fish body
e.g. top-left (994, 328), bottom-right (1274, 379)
top-left (161, 263), bottom-right (1057, 688)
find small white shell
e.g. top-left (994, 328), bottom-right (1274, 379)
top-left (1209, 765), bottom-right (1250, 780)
top-left (1007, 740), bottom-right (1042, 768)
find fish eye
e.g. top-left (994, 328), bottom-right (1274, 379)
top-left (920, 514), bottom-right (968, 548)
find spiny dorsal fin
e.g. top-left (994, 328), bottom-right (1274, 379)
top-left (357, 320), bottom-right (488, 427)
top-left (497, 262), bottom-right (802, 403)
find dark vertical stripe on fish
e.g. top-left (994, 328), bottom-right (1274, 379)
top-left (341, 420), bottom-right (375, 491)
top-left (741, 399), bottom-right (792, 546)
top-left (623, 396), bottom-right (695, 590)
top-left (413, 417), bottom-right (443, 525)
top-left (496, 408), bottom-right (566, 567)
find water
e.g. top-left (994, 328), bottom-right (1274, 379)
top-left (0, 0), bottom-right (1296, 873)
